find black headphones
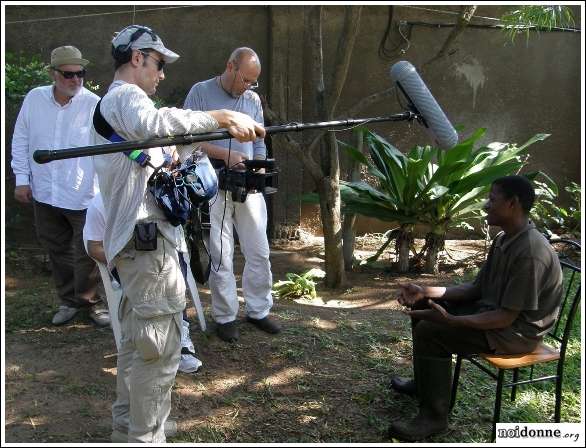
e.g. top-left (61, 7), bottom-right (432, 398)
top-left (112, 25), bottom-right (158, 63)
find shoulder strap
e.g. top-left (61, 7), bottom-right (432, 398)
top-left (93, 99), bottom-right (152, 167)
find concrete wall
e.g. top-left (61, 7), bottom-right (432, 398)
top-left (4, 5), bottom-right (582, 241)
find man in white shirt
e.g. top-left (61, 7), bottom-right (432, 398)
top-left (91, 25), bottom-right (264, 443)
top-left (11, 46), bottom-right (110, 327)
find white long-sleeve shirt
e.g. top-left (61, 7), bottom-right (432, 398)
top-left (91, 80), bottom-right (219, 265)
top-left (11, 85), bottom-right (100, 209)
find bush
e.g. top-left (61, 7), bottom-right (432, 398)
top-left (532, 180), bottom-right (581, 238)
top-left (5, 52), bottom-right (52, 106)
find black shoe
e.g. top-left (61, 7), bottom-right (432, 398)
top-left (390, 376), bottom-right (417, 397)
top-left (246, 315), bottom-right (281, 334)
top-left (388, 414), bottom-right (448, 441)
top-left (216, 320), bottom-right (239, 342)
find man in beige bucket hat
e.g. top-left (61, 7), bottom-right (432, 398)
top-left (50, 45), bottom-right (90, 67)
top-left (11, 45), bottom-right (110, 328)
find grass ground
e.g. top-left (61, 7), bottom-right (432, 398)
top-left (3, 237), bottom-right (582, 443)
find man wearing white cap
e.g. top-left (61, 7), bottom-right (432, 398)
top-left (11, 45), bottom-right (110, 328)
top-left (91, 25), bottom-right (265, 443)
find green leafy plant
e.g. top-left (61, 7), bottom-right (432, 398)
top-left (500, 6), bottom-right (575, 43)
top-left (339, 128), bottom-right (550, 273)
top-left (272, 268), bottom-right (326, 300)
top-left (532, 180), bottom-right (581, 238)
top-left (5, 52), bottom-right (52, 104)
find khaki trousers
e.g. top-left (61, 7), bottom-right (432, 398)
top-left (111, 234), bottom-right (185, 443)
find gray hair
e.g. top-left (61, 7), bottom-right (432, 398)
top-left (229, 47), bottom-right (260, 68)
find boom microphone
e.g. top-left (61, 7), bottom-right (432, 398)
top-left (33, 114), bottom-right (416, 164)
top-left (390, 60), bottom-right (458, 149)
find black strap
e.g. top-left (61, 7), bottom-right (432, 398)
top-left (93, 100), bottom-right (116, 139)
top-left (92, 99), bottom-right (152, 167)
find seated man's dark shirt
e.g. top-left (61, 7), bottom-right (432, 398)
top-left (468, 222), bottom-right (563, 354)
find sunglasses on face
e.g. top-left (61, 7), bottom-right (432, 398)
top-left (53, 68), bottom-right (86, 79)
top-left (140, 52), bottom-right (165, 71)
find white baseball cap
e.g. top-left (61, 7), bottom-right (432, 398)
top-left (112, 25), bottom-right (179, 63)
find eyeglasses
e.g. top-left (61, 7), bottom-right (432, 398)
top-left (140, 51), bottom-right (165, 71)
top-left (53, 68), bottom-right (86, 79)
top-left (236, 69), bottom-right (258, 90)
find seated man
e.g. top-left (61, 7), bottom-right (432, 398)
top-left (83, 191), bottom-right (203, 374)
top-left (388, 175), bottom-right (563, 441)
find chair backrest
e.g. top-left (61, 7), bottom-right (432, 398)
top-left (547, 239), bottom-right (581, 361)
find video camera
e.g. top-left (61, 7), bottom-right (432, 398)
top-left (211, 158), bottom-right (279, 203)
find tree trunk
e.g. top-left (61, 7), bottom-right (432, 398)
top-left (342, 214), bottom-right (356, 271)
top-left (396, 226), bottom-right (414, 273)
top-left (424, 231), bottom-right (445, 274)
top-left (318, 177), bottom-right (346, 288)
top-left (266, 6), bottom-right (362, 288)
top-left (342, 130), bottom-right (364, 271)
top-left (318, 175), bottom-right (346, 288)
top-left (422, 5), bottom-right (478, 71)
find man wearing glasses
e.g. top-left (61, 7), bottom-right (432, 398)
top-left (92, 26), bottom-right (264, 443)
top-left (11, 46), bottom-right (110, 328)
top-left (184, 47), bottom-right (280, 344)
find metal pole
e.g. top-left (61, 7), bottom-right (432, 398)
top-left (33, 112), bottom-right (416, 164)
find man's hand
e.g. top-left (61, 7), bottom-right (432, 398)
top-left (210, 109), bottom-right (266, 143)
top-left (87, 240), bottom-right (107, 265)
top-left (226, 151), bottom-right (248, 170)
top-left (14, 185), bottom-right (32, 204)
top-left (397, 283), bottom-right (425, 307)
top-left (403, 300), bottom-right (457, 325)
top-left (198, 143), bottom-right (248, 171)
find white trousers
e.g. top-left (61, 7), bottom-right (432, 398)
top-left (209, 191), bottom-right (273, 324)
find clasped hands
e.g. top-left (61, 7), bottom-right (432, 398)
top-left (397, 283), bottom-right (457, 325)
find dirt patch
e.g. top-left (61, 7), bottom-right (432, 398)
top-left (4, 237), bottom-right (487, 443)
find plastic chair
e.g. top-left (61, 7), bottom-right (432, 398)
top-left (96, 262), bottom-right (123, 351)
top-left (449, 239), bottom-right (581, 441)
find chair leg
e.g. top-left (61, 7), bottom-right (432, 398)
top-left (491, 369), bottom-right (505, 442)
top-left (554, 364), bottom-right (564, 422)
top-left (450, 355), bottom-right (463, 411)
top-left (510, 368), bottom-right (519, 402)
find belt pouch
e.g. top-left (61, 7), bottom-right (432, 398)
top-left (134, 222), bottom-right (158, 251)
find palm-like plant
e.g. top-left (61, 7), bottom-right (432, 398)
top-left (418, 130), bottom-right (550, 272)
top-left (500, 5), bottom-right (575, 43)
top-left (341, 128), bottom-right (550, 273)
top-left (339, 130), bottom-right (437, 272)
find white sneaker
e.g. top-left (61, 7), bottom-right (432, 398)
top-left (52, 305), bottom-right (79, 325)
top-left (178, 352), bottom-right (203, 374)
top-left (178, 320), bottom-right (202, 374)
top-left (180, 319), bottom-right (195, 352)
